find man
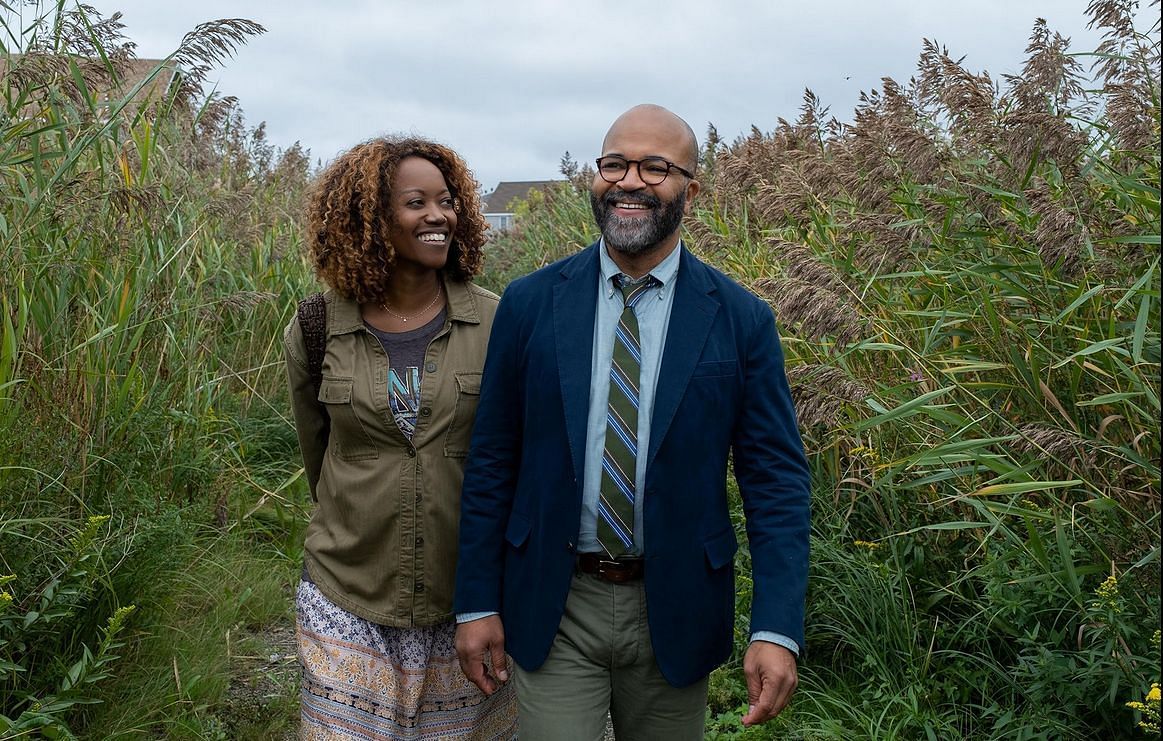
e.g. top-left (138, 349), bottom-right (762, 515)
top-left (454, 104), bottom-right (810, 739)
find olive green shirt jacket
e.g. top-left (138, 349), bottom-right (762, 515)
top-left (284, 277), bottom-right (499, 627)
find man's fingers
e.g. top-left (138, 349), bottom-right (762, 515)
top-left (460, 650), bottom-right (495, 695)
top-left (770, 673), bottom-right (797, 717)
top-left (489, 640), bottom-right (509, 683)
top-left (741, 679), bottom-right (776, 726)
top-left (741, 641), bottom-right (798, 726)
top-left (454, 620), bottom-right (503, 695)
top-left (741, 650), bottom-right (766, 726)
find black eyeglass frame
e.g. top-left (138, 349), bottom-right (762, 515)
top-left (594, 155), bottom-right (696, 185)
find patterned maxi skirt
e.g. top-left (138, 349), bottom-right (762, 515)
top-left (296, 580), bottom-right (518, 740)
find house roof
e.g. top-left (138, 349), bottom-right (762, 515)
top-left (481, 180), bottom-right (564, 214)
top-left (0, 55), bottom-right (176, 111)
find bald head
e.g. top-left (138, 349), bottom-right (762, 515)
top-left (591, 104), bottom-right (701, 273)
top-left (602, 104), bottom-right (699, 173)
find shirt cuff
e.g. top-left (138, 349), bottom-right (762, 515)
top-left (455, 611), bottom-right (499, 624)
top-left (749, 631), bottom-right (800, 657)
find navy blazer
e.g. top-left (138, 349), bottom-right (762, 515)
top-left (454, 242), bottom-right (810, 687)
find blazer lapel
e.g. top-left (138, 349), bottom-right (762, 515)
top-left (647, 248), bottom-right (719, 469)
top-left (554, 244), bottom-right (600, 481)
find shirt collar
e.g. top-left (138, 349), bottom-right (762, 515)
top-left (598, 238), bottom-right (682, 298)
top-left (326, 273), bottom-right (482, 335)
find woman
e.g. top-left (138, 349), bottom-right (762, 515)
top-left (284, 136), bottom-right (516, 739)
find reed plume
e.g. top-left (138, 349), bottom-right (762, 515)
top-left (753, 277), bottom-right (864, 346)
top-left (1025, 178), bottom-right (1089, 275)
top-left (171, 19), bottom-right (266, 102)
top-left (1086, 0), bottom-right (1162, 155)
top-left (786, 363), bottom-right (872, 428)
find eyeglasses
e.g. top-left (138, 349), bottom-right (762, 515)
top-left (594, 155), bottom-right (695, 185)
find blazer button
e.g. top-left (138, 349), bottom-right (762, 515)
top-left (566, 540), bottom-right (575, 553)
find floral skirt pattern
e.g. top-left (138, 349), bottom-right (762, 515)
top-left (296, 580), bottom-right (518, 740)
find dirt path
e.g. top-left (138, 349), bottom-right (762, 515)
top-left (222, 621), bottom-right (300, 738)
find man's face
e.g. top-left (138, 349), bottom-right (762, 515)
top-left (590, 113), bottom-right (699, 257)
top-left (589, 179), bottom-right (687, 257)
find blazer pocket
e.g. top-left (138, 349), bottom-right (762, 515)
top-left (504, 512), bottom-right (531, 550)
top-left (703, 528), bottom-right (739, 570)
top-left (444, 371), bottom-right (482, 458)
top-left (318, 377), bottom-right (378, 461)
top-left (691, 359), bottom-right (737, 379)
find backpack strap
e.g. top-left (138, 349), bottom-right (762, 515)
top-left (296, 291), bottom-right (328, 404)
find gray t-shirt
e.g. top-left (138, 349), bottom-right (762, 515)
top-left (365, 309), bottom-right (446, 440)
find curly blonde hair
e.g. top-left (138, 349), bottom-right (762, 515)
top-left (305, 136), bottom-right (487, 303)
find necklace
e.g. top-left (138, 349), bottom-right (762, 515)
top-left (382, 285), bottom-right (442, 323)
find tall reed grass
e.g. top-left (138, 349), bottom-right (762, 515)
top-left (491, 2), bottom-right (1160, 737)
top-left (2, 2), bottom-right (312, 735)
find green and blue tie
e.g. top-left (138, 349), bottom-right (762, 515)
top-left (597, 274), bottom-right (657, 557)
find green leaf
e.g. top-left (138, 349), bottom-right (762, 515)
top-left (1052, 284), bottom-right (1105, 324)
top-left (968, 480), bottom-right (1083, 497)
top-left (1114, 259), bottom-right (1158, 311)
top-left (1132, 547), bottom-right (1159, 569)
top-left (1050, 338), bottom-right (1129, 368)
top-left (1132, 292), bottom-right (1152, 363)
top-left (1105, 234), bottom-right (1160, 245)
top-left (1075, 392), bottom-right (1144, 406)
top-left (852, 386), bottom-right (955, 432)
top-left (852, 342), bottom-right (908, 351)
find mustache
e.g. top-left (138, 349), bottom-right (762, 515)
top-left (602, 190), bottom-right (660, 209)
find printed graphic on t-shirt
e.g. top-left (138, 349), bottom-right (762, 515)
top-left (388, 366), bottom-right (421, 439)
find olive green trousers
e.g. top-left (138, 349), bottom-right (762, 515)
top-left (511, 572), bottom-right (709, 741)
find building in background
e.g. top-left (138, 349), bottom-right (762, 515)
top-left (481, 180), bottom-right (563, 233)
top-left (1, 55), bottom-right (176, 120)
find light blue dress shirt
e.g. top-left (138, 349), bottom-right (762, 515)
top-left (577, 240), bottom-right (680, 554)
top-left (459, 240), bottom-right (797, 658)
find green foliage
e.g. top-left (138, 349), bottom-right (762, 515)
top-left (0, 516), bottom-right (136, 738)
top-left (476, 180), bottom-right (595, 294)
top-left (76, 535), bottom-right (298, 739)
top-left (1, 2), bottom-right (310, 735)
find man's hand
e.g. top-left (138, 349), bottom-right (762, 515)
top-left (741, 641), bottom-right (798, 726)
top-left (455, 615), bottom-right (510, 696)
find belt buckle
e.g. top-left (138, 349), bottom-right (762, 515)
top-left (595, 558), bottom-right (622, 580)
top-left (597, 558), bottom-right (637, 584)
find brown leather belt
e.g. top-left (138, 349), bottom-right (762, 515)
top-left (576, 553), bottom-right (645, 584)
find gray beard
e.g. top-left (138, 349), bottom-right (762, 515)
top-left (590, 189), bottom-right (686, 255)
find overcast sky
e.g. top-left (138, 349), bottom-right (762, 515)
top-left (12, 1), bottom-right (1149, 192)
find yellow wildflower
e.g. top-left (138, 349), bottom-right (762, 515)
top-left (850, 446), bottom-right (881, 464)
top-left (1126, 683), bottom-right (1161, 735)
top-left (854, 540), bottom-right (882, 550)
top-left (1096, 575), bottom-right (1119, 601)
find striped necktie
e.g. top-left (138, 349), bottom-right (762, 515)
top-left (596, 273), bottom-right (657, 557)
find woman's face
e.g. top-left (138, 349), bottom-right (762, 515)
top-left (387, 156), bottom-right (458, 273)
